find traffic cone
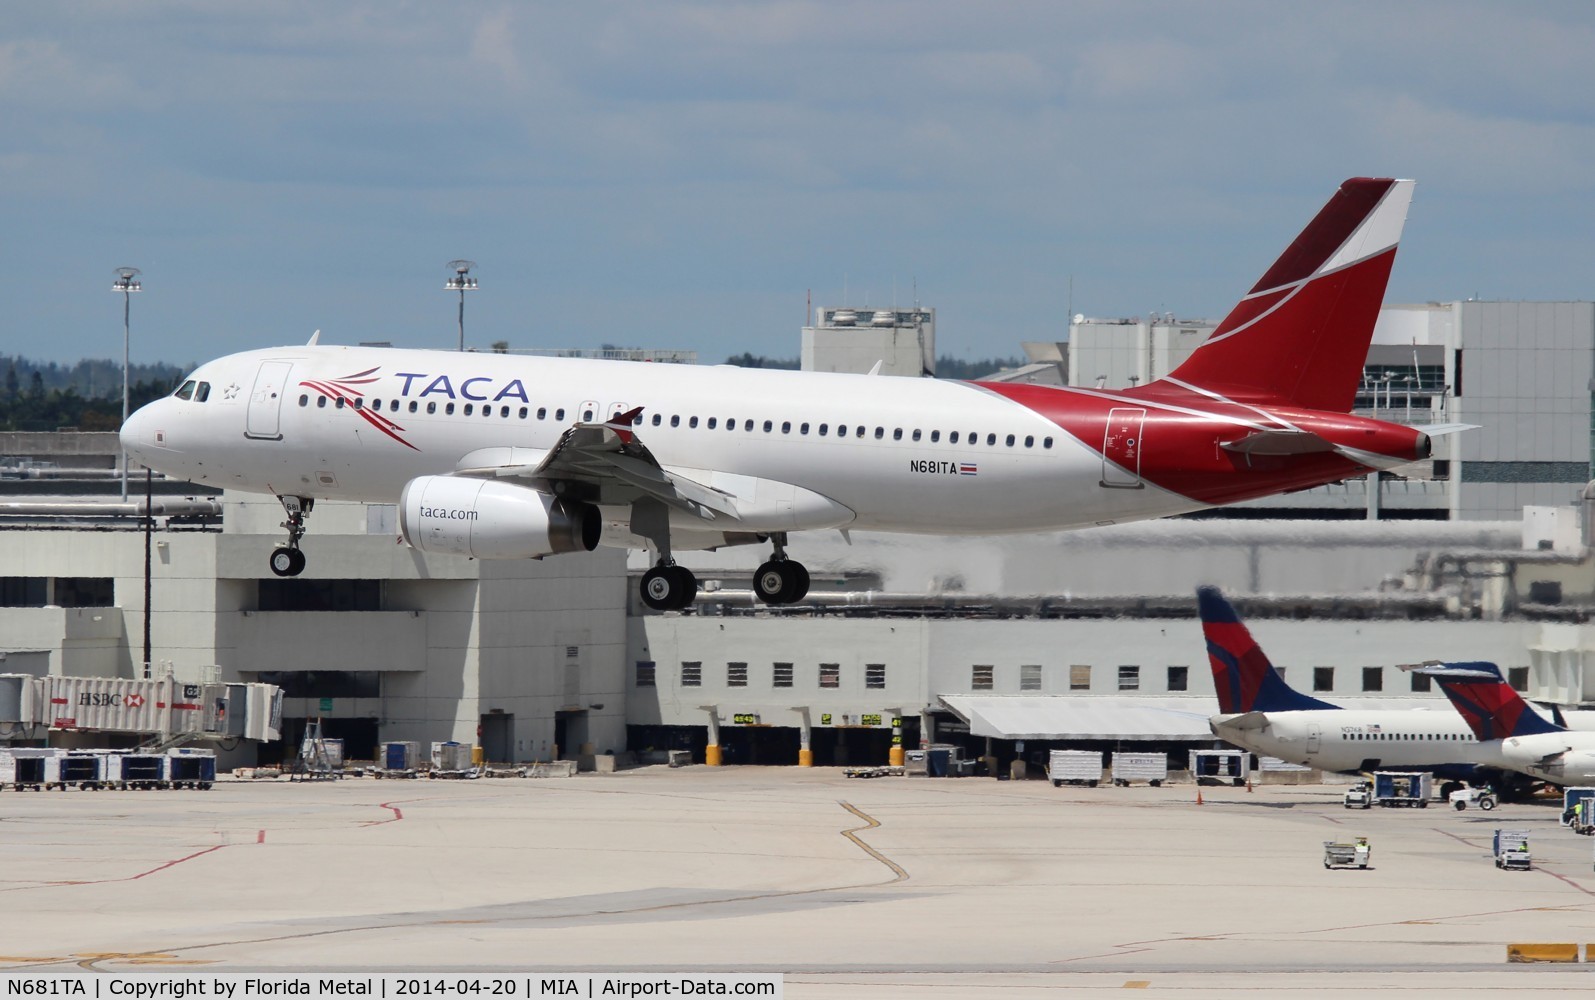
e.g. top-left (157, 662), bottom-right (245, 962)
top-left (1247, 778), bottom-right (1254, 793)
top-left (1196, 785), bottom-right (1204, 805)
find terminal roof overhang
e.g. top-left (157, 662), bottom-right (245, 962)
top-left (937, 695), bottom-right (1220, 741)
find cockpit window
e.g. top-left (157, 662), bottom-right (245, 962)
top-left (174, 380), bottom-right (197, 401)
top-left (194, 382), bottom-right (211, 403)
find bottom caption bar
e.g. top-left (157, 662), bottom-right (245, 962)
top-left (0, 975), bottom-right (783, 1000)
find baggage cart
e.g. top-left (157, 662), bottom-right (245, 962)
top-left (58, 750), bottom-right (107, 790)
top-left (1110, 752), bottom-right (1167, 787)
top-left (4, 748), bottom-right (58, 791)
top-left (1560, 787), bottom-right (1595, 834)
top-left (167, 749), bottom-right (216, 789)
top-left (1048, 749), bottom-right (1102, 787)
top-left (110, 752), bottom-right (166, 790)
top-left (375, 741), bottom-right (421, 778)
top-left (1373, 771), bottom-right (1432, 807)
top-left (1323, 837), bottom-right (1371, 869)
top-left (1494, 829), bottom-right (1531, 870)
top-left (1189, 749), bottom-right (1250, 787)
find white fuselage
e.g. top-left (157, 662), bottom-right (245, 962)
top-left (1212, 709), bottom-right (1509, 774)
top-left (122, 345), bottom-right (1216, 541)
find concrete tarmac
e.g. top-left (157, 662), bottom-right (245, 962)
top-left (3, 766), bottom-right (1594, 997)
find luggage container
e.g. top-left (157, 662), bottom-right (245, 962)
top-left (109, 752), bottom-right (166, 790)
top-left (3, 747), bottom-right (59, 791)
top-left (376, 741), bottom-right (421, 777)
top-left (430, 741), bottom-right (475, 775)
top-left (1560, 787), bottom-right (1595, 834)
top-left (167, 748), bottom-right (216, 789)
top-left (1110, 752), bottom-right (1167, 787)
top-left (1189, 749), bottom-right (1251, 787)
top-left (1372, 771), bottom-right (1432, 808)
top-left (58, 750), bottom-right (107, 790)
top-left (1048, 749), bottom-right (1103, 787)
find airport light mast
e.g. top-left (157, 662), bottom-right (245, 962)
top-left (446, 259), bottom-right (477, 352)
top-left (112, 266), bottom-right (142, 500)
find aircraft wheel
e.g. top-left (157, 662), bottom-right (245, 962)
top-left (642, 565), bottom-right (697, 611)
top-left (270, 547), bottom-right (306, 577)
top-left (782, 561), bottom-right (810, 602)
top-left (754, 561), bottom-right (790, 604)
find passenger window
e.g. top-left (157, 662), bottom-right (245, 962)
top-left (670, 415), bottom-right (680, 428)
top-left (409, 401), bottom-right (418, 413)
top-left (174, 380), bottom-right (196, 401)
top-left (1024, 435), bottom-right (1034, 447)
top-left (800, 422), bottom-right (809, 434)
top-left (893, 428), bottom-right (903, 441)
top-left (583, 409), bottom-right (594, 421)
top-left (986, 433), bottom-right (996, 446)
top-left (500, 406), bottom-right (510, 418)
top-left (689, 416), bottom-right (699, 428)
top-left (195, 382), bottom-right (211, 402)
top-left (949, 432), bottom-right (959, 444)
top-left (427, 402), bottom-right (437, 414)
top-left (461, 402), bottom-right (470, 415)
top-left (652, 414), bottom-right (662, 426)
top-left (1005, 434), bottom-right (1014, 447)
top-left (708, 417), bottom-right (717, 429)
top-left (781, 421), bottom-right (791, 434)
top-left (391, 400), bottom-right (400, 413)
top-left (819, 423), bottom-right (828, 436)
top-left (372, 398), bottom-right (382, 410)
top-left (633, 414), bottom-right (643, 425)
top-left (837, 424), bottom-right (847, 437)
top-left (744, 419), bottom-right (754, 431)
top-left (555, 408), bottom-right (565, 420)
top-left (931, 430), bottom-right (940, 443)
top-left (763, 420), bottom-right (773, 432)
top-left (298, 395), bottom-right (309, 407)
top-left (318, 396), bottom-right (328, 408)
top-left (336, 397), bottom-right (346, 409)
top-left (445, 402), bottom-right (455, 415)
top-left (912, 429), bottom-right (921, 442)
top-left (874, 427), bottom-right (884, 439)
top-left (519, 407), bottom-right (528, 419)
top-left (353, 398), bottom-right (364, 410)
top-left (1043, 437), bottom-right (1053, 448)
top-left (538, 407), bottom-right (547, 420)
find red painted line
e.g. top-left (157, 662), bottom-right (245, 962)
top-left (360, 802), bottom-right (406, 827)
top-left (257, 829), bottom-right (266, 844)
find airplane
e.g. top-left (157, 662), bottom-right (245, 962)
top-left (1416, 661), bottom-right (1595, 787)
top-left (1199, 586), bottom-right (1526, 797)
top-left (121, 178), bottom-right (1452, 611)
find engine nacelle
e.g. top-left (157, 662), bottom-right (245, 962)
top-left (399, 476), bottom-right (599, 560)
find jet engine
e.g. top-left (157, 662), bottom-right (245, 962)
top-left (398, 475), bottom-right (599, 560)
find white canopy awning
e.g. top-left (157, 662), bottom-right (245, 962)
top-left (937, 695), bottom-right (1219, 741)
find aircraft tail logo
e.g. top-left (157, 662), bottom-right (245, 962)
top-left (1199, 586), bottom-right (1338, 714)
top-left (1168, 178), bottom-right (1415, 412)
top-left (1420, 662), bottom-right (1561, 741)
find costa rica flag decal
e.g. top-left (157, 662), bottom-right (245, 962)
top-left (959, 463), bottom-right (978, 476)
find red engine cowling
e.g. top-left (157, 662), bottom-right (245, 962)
top-left (399, 476), bottom-right (599, 559)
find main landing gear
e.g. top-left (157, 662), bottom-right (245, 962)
top-left (753, 533), bottom-right (809, 605)
top-left (269, 495), bottom-right (313, 577)
top-left (641, 561), bottom-right (698, 612)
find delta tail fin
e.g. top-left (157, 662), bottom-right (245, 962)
top-left (1167, 178), bottom-right (1415, 412)
top-left (1199, 586), bottom-right (1339, 714)
top-left (1413, 661), bottom-right (1562, 741)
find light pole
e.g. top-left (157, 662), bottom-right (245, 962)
top-left (112, 267), bottom-right (142, 500)
top-left (445, 260), bottom-right (477, 352)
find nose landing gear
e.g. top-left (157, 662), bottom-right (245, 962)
top-left (269, 495), bottom-right (313, 577)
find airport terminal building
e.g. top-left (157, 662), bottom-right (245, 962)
top-left (4, 300), bottom-right (1595, 769)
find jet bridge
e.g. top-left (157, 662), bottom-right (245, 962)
top-left (0, 673), bottom-right (282, 745)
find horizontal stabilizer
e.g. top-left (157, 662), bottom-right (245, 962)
top-left (1214, 711), bottom-right (1270, 731)
top-left (1413, 422), bottom-right (1479, 438)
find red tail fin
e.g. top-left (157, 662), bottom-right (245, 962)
top-left (1167, 178), bottom-right (1414, 411)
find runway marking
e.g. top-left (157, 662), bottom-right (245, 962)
top-left (838, 801), bottom-right (909, 884)
top-left (359, 801), bottom-right (409, 826)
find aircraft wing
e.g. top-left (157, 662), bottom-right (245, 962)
top-left (455, 408), bottom-right (739, 522)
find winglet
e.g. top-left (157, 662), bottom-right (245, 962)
top-left (867, 360), bottom-right (884, 376)
top-left (308, 329), bottom-right (322, 346)
top-left (1199, 586), bottom-right (1339, 714)
top-left (1413, 661), bottom-right (1562, 740)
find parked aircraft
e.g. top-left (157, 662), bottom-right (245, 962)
top-left (1418, 661), bottom-right (1595, 786)
top-left (122, 178), bottom-right (1451, 610)
top-left (1200, 587), bottom-right (1521, 795)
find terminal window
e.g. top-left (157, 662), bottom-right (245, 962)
top-left (1408, 670), bottom-right (1432, 692)
top-left (681, 661), bottom-right (702, 687)
top-left (1509, 666), bottom-right (1529, 691)
top-left (727, 661), bottom-right (748, 687)
top-left (866, 663), bottom-right (886, 689)
top-left (1070, 665), bottom-right (1091, 690)
top-left (1167, 665), bottom-right (1188, 692)
top-left (1118, 665), bottom-right (1139, 691)
top-left (634, 661), bottom-right (656, 687)
top-left (972, 665), bottom-right (994, 690)
top-left (819, 663), bottom-right (840, 688)
top-left (1362, 667), bottom-right (1383, 692)
top-left (1020, 664), bottom-right (1042, 691)
top-left (1313, 667), bottom-right (1335, 692)
top-left (773, 662), bottom-right (793, 687)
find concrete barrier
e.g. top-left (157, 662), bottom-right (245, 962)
top-left (1506, 943), bottom-right (1579, 963)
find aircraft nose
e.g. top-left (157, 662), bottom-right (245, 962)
top-left (120, 401), bottom-right (171, 465)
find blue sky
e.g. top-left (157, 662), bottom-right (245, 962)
top-left (3, 2), bottom-right (1593, 369)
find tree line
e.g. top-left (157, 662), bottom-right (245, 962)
top-left (2, 355), bottom-right (188, 432)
